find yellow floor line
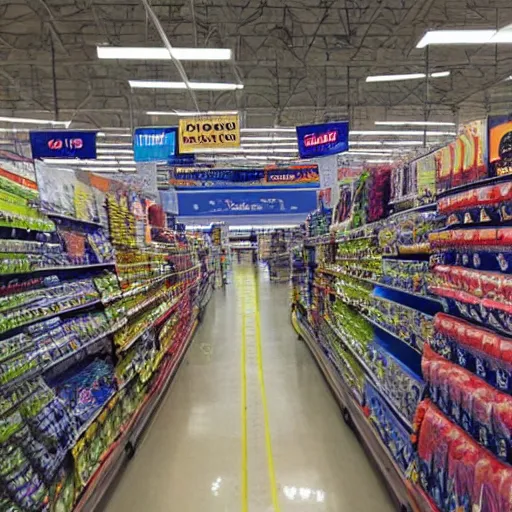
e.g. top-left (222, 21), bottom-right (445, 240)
top-left (253, 271), bottom-right (281, 512)
top-left (239, 275), bottom-right (249, 512)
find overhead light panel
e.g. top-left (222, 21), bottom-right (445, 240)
top-left (97, 149), bottom-right (134, 155)
top-left (96, 142), bottom-right (132, 147)
top-left (241, 136), bottom-right (297, 142)
top-left (96, 132), bottom-right (133, 138)
top-left (366, 71), bottom-right (450, 83)
top-left (97, 46), bottom-right (232, 61)
top-left (417, 30), bottom-right (499, 48)
top-left (0, 116), bottom-right (71, 127)
top-left (350, 130), bottom-right (456, 136)
top-left (147, 110), bottom-right (239, 116)
top-left (129, 80), bottom-right (243, 91)
top-left (240, 127), bottom-right (297, 133)
top-left (375, 121), bottom-right (455, 127)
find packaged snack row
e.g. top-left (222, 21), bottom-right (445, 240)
top-left (415, 399), bottom-right (512, 512)
top-left (423, 346), bottom-right (512, 463)
top-left (432, 313), bottom-right (512, 393)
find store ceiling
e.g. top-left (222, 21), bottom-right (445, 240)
top-left (0, 0), bottom-right (512, 136)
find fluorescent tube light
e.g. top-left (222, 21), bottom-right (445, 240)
top-left (0, 128), bottom-right (30, 133)
top-left (0, 116), bottom-right (70, 127)
top-left (241, 136), bottom-right (297, 142)
top-left (350, 130), bottom-right (456, 136)
top-left (147, 110), bottom-right (239, 116)
top-left (97, 149), bottom-right (134, 155)
top-left (416, 30), bottom-right (496, 48)
top-left (348, 150), bottom-right (396, 155)
top-left (240, 127), bottom-right (297, 133)
top-left (129, 80), bottom-right (243, 91)
top-left (375, 121), bottom-right (455, 127)
top-left (192, 148), bottom-right (297, 154)
top-left (96, 142), bottom-right (132, 147)
top-left (96, 132), bottom-right (132, 138)
top-left (241, 143), bottom-right (298, 147)
top-left (366, 71), bottom-right (450, 83)
top-left (97, 46), bottom-right (232, 61)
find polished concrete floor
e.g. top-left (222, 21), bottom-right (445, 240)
top-left (103, 265), bottom-right (395, 512)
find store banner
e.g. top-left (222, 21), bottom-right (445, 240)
top-left (296, 121), bottom-right (349, 159)
top-left (265, 165), bottom-right (319, 185)
top-left (30, 131), bottom-right (97, 159)
top-left (177, 189), bottom-right (317, 216)
top-left (170, 165), bottom-right (319, 189)
top-left (133, 127), bottom-right (176, 162)
top-left (488, 113), bottom-right (512, 177)
top-left (178, 114), bottom-right (240, 153)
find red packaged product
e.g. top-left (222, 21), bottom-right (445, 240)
top-left (503, 277), bottom-right (512, 304)
top-left (465, 325), bottom-right (485, 353)
top-left (480, 272), bottom-right (504, 301)
top-left (473, 455), bottom-right (512, 512)
top-left (492, 392), bottom-right (512, 464)
top-left (472, 384), bottom-right (497, 449)
top-left (464, 269), bottom-right (483, 296)
top-left (435, 313), bottom-right (457, 338)
top-left (498, 228), bottom-right (512, 246)
top-left (447, 430), bottom-right (479, 511)
top-left (448, 366), bottom-right (473, 425)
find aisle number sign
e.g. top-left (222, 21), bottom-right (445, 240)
top-left (178, 114), bottom-right (240, 153)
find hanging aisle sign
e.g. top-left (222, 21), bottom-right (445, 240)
top-left (178, 114), bottom-right (240, 153)
top-left (30, 131), bottom-right (97, 159)
top-left (296, 121), bottom-right (349, 159)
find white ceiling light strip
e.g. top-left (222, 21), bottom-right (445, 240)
top-left (366, 71), bottom-right (450, 83)
top-left (96, 149), bottom-right (134, 155)
top-left (240, 127), bottom-right (296, 133)
top-left (96, 142), bottom-right (132, 147)
top-left (97, 132), bottom-right (132, 138)
top-left (129, 80), bottom-right (243, 91)
top-left (147, 110), bottom-right (239, 116)
top-left (350, 130), bottom-right (456, 136)
top-left (97, 46), bottom-right (232, 61)
top-left (0, 116), bottom-right (71, 127)
top-left (375, 121), bottom-right (455, 127)
top-left (416, 29), bottom-right (512, 48)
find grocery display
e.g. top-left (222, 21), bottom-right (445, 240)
top-left (0, 160), bottom-right (217, 512)
top-left (292, 115), bottom-right (512, 512)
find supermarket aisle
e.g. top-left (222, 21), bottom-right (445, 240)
top-left (103, 265), bottom-right (394, 512)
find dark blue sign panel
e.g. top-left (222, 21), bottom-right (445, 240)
top-left (133, 127), bottom-right (176, 162)
top-left (177, 189), bottom-right (317, 216)
top-left (30, 131), bottom-right (97, 159)
top-left (296, 121), bottom-right (349, 159)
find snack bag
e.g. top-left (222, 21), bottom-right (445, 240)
top-left (472, 384), bottom-right (496, 450)
top-left (492, 391), bottom-right (512, 463)
top-left (446, 433), bottom-right (478, 512)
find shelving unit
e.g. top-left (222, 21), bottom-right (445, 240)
top-left (0, 164), bottom-right (218, 512)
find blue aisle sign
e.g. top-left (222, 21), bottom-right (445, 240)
top-left (30, 131), bottom-right (97, 159)
top-left (133, 127), bottom-right (176, 162)
top-left (133, 126), bottom-right (195, 164)
top-left (296, 121), bottom-right (349, 159)
top-left (177, 189), bottom-right (317, 216)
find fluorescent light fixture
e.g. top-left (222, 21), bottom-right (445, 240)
top-left (97, 46), bottom-right (232, 61)
top-left (375, 121), bottom-right (455, 127)
top-left (147, 110), bottom-right (239, 116)
top-left (96, 132), bottom-right (132, 138)
top-left (417, 30), bottom-right (496, 48)
top-left (366, 159), bottom-right (393, 163)
top-left (240, 127), bottom-right (296, 133)
top-left (0, 128), bottom-right (30, 133)
top-left (0, 116), bottom-right (70, 127)
top-left (350, 130), bottom-right (456, 136)
top-left (366, 71), bottom-right (450, 83)
top-left (96, 149), bottom-right (134, 155)
top-left (100, 127), bottom-right (131, 131)
top-left (129, 80), bottom-right (243, 91)
top-left (348, 150), bottom-right (396, 155)
top-left (430, 71), bottom-right (451, 78)
top-left (241, 142), bottom-right (298, 147)
top-left (241, 136), bottom-right (297, 142)
top-left (192, 148), bottom-right (297, 154)
top-left (96, 142), bottom-right (132, 147)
